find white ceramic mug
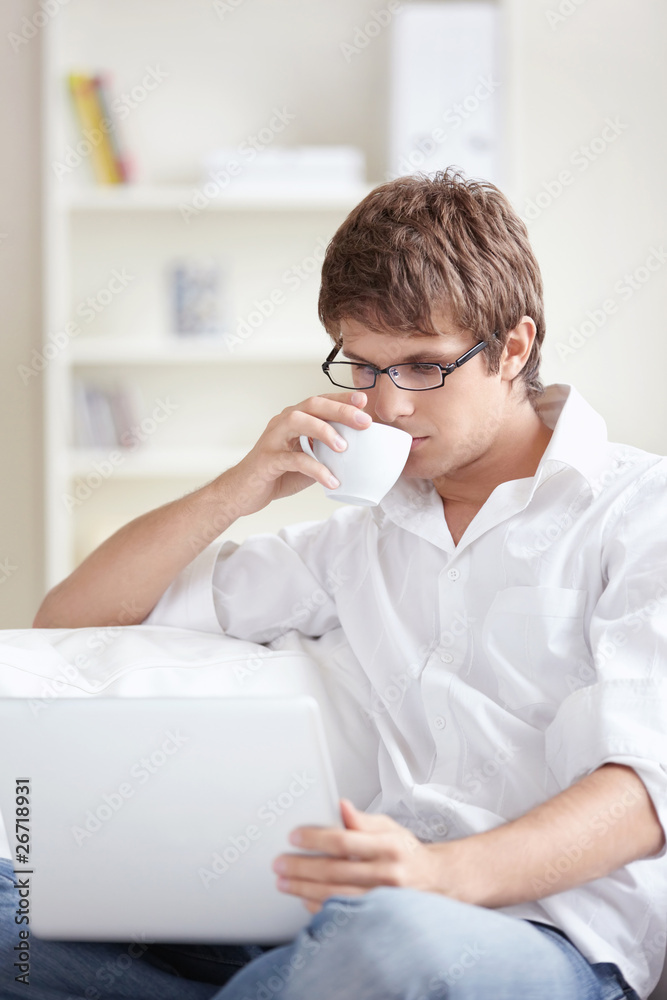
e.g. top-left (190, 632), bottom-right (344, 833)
top-left (299, 421), bottom-right (412, 506)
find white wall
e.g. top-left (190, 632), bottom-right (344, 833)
top-left (0, 0), bottom-right (42, 628)
top-left (507, 0), bottom-right (667, 455)
top-left (1, 0), bottom-right (666, 627)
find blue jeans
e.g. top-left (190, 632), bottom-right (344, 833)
top-left (0, 858), bottom-right (640, 999)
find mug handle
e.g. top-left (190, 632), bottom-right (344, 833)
top-left (299, 435), bottom-right (316, 459)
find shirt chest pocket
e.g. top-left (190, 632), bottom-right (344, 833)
top-left (481, 586), bottom-right (590, 717)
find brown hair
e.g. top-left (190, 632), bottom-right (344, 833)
top-left (318, 169), bottom-right (545, 400)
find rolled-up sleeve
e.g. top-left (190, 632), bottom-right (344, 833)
top-left (211, 522), bottom-right (342, 643)
top-left (545, 465), bottom-right (667, 854)
top-left (144, 506), bottom-right (367, 642)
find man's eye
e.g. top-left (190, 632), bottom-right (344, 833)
top-left (409, 363), bottom-right (438, 373)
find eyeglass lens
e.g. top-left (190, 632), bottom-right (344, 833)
top-left (328, 362), bottom-right (443, 390)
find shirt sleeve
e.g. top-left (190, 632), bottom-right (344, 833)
top-left (544, 463), bottom-right (667, 856)
top-left (144, 506), bottom-right (368, 642)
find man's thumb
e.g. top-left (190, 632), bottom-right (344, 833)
top-left (340, 798), bottom-right (389, 831)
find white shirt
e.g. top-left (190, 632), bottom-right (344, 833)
top-left (147, 384), bottom-right (667, 999)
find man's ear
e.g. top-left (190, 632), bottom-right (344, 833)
top-left (500, 316), bottom-right (537, 382)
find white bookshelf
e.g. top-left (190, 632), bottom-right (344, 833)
top-left (41, 0), bottom-right (382, 588)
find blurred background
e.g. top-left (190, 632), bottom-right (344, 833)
top-left (1, 0), bottom-right (666, 621)
top-left (0, 1), bottom-right (666, 993)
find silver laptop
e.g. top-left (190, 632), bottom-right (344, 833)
top-left (0, 696), bottom-right (342, 943)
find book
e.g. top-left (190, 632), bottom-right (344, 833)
top-left (67, 72), bottom-right (125, 184)
top-left (93, 74), bottom-right (131, 183)
top-left (85, 385), bottom-right (118, 447)
top-left (72, 381), bottom-right (143, 449)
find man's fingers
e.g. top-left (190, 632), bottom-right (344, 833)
top-left (277, 856), bottom-right (402, 888)
top-left (278, 877), bottom-right (368, 902)
top-left (299, 392), bottom-right (371, 429)
top-left (290, 827), bottom-right (398, 859)
top-left (286, 826), bottom-right (380, 861)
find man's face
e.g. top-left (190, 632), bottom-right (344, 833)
top-left (338, 315), bottom-right (513, 486)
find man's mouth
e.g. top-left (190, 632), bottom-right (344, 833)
top-left (410, 436), bottom-right (428, 450)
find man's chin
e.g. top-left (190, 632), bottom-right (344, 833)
top-left (403, 450), bottom-right (461, 483)
top-left (402, 458), bottom-right (449, 482)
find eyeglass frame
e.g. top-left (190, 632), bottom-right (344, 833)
top-left (321, 333), bottom-right (498, 392)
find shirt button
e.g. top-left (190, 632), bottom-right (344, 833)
top-left (433, 715), bottom-right (446, 730)
top-left (440, 652), bottom-right (453, 663)
top-left (447, 568), bottom-right (460, 581)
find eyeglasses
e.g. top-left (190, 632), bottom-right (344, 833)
top-left (321, 337), bottom-right (493, 392)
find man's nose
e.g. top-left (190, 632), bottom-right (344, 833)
top-left (368, 373), bottom-right (416, 424)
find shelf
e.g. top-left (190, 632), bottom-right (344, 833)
top-left (42, 6), bottom-right (373, 584)
top-left (60, 184), bottom-right (375, 213)
top-left (68, 339), bottom-right (329, 365)
top-left (68, 447), bottom-right (246, 479)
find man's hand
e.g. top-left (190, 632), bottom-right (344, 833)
top-left (272, 798), bottom-right (437, 913)
top-left (272, 765), bottom-right (665, 915)
top-left (228, 390), bottom-right (372, 517)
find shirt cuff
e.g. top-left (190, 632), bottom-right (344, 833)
top-left (143, 539), bottom-right (238, 633)
top-left (545, 679), bottom-right (667, 859)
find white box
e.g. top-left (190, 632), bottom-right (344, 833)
top-left (389, 2), bottom-right (502, 185)
top-left (202, 145), bottom-right (366, 194)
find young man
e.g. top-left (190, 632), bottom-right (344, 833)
top-left (15, 171), bottom-right (667, 999)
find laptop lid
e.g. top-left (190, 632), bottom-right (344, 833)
top-left (0, 695), bottom-right (342, 944)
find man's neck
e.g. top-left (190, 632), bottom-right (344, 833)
top-left (433, 400), bottom-right (553, 545)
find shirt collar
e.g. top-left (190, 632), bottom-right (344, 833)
top-left (532, 383), bottom-right (609, 487)
top-left (375, 384), bottom-right (610, 539)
